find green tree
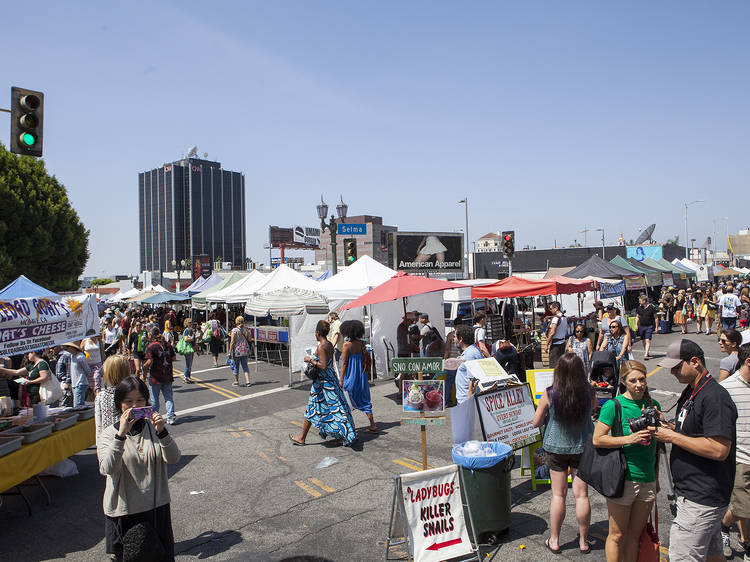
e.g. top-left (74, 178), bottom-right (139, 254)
top-left (0, 143), bottom-right (89, 291)
top-left (90, 278), bottom-right (114, 287)
top-left (665, 235), bottom-right (680, 245)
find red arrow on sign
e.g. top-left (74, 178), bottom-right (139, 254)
top-left (426, 538), bottom-right (462, 551)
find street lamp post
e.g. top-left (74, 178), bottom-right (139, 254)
top-left (458, 198), bottom-right (469, 279)
top-left (595, 228), bottom-right (605, 259)
top-left (580, 228), bottom-right (590, 247)
top-left (712, 216), bottom-right (729, 265)
top-left (684, 200), bottom-right (704, 259)
top-left (317, 195), bottom-right (348, 275)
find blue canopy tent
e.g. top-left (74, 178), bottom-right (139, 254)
top-left (177, 272), bottom-right (224, 298)
top-left (0, 275), bottom-right (57, 299)
top-left (315, 270), bottom-right (334, 281)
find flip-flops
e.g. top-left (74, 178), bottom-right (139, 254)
top-left (545, 539), bottom-right (561, 554)
top-left (288, 433), bottom-right (305, 446)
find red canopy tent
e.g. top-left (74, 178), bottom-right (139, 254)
top-left (470, 275), bottom-right (596, 299)
top-left (339, 271), bottom-right (465, 311)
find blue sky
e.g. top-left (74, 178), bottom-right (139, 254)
top-left (3, 1), bottom-right (749, 276)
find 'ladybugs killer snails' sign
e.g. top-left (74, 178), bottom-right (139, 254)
top-left (400, 465), bottom-right (473, 562)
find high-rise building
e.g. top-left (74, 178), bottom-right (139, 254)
top-left (138, 157), bottom-right (246, 272)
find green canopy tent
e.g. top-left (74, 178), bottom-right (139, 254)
top-left (191, 273), bottom-right (245, 310)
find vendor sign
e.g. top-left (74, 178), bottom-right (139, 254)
top-left (527, 368), bottom-right (554, 404)
top-left (400, 465), bottom-right (474, 562)
top-left (403, 380), bottom-right (444, 413)
top-left (391, 357), bottom-right (443, 375)
top-left (0, 294), bottom-right (98, 355)
top-left (624, 276), bottom-right (646, 291)
top-left (476, 384), bottom-right (539, 448)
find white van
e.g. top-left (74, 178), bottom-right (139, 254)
top-left (443, 287), bottom-right (499, 334)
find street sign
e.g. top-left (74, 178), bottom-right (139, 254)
top-left (391, 357), bottom-right (444, 374)
top-left (337, 223), bottom-right (367, 235)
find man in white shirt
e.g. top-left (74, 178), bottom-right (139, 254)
top-left (720, 283), bottom-right (743, 332)
top-left (473, 312), bottom-right (490, 358)
top-left (545, 301), bottom-right (568, 368)
top-left (720, 343), bottom-right (750, 558)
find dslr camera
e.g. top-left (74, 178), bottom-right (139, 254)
top-left (627, 406), bottom-right (660, 432)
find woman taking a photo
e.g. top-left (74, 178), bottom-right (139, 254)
top-left (98, 376), bottom-right (180, 561)
top-left (340, 320), bottom-right (377, 434)
top-left (532, 353), bottom-right (594, 554)
top-left (565, 323), bottom-right (592, 375)
top-left (592, 360), bottom-right (660, 562)
top-left (289, 320), bottom-right (356, 447)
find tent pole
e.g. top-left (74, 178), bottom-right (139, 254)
top-left (254, 316), bottom-right (258, 372)
top-left (289, 326), bottom-right (293, 388)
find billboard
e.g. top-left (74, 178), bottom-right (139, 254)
top-left (394, 232), bottom-right (463, 273)
top-left (192, 254), bottom-right (212, 280)
top-left (292, 225), bottom-right (321, 247)
top-left (473, 252), bottom-right (510, 279)
top-left (627, 245), bottom-right (663, 262)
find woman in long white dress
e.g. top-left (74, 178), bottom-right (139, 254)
top-left (414, 235), bottom-right (447, 263)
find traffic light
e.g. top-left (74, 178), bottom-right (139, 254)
top-left (502, 230), bottom-right (515, 258)
top-left (10, 87), bottom-right (44, 157)
top-left (344, 238), bottom-right (357, 264)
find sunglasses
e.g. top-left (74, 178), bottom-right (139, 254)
top-left (575, 329), bottom-right (585, 333)
top-left (610, 325), bottom-right (620, 329)
top-left (719, 338), bottom-right (728, 343)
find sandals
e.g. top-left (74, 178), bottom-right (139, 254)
top-left (364, 426), bottom-right (379, 434)
top-left (288, 433), bottom-right (305, 446)
top-left (231, 381), bottom-right (239, 386)
top-left (545, 539), bottom-right (561, 554)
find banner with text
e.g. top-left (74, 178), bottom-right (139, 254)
top-left (476, 384), bottom-right (540, 449)
top-left (400, 465), bottom-right (473, 562)
top-left (0, 294), bottom-right (99, 356)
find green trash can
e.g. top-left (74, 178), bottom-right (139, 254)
top-left (452, 441), bottom-right (515, 544)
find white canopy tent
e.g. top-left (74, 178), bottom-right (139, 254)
top-left (316, 255), bottom-right (397, 300)
top-left (206, 270), bottom-right (267, 304)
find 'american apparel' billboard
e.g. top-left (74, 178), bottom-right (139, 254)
top-left (394, 232), bottom-right (464, 273)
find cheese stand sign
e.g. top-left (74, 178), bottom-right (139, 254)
top-left (400, 465), bottom-right (473, 562)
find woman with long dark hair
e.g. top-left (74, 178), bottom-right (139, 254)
top-left (592, 360), bottom-right (660, 562)
top-left (532, 353), bottom-right (595, 554)
top-left (289, 320), bottom-right (357, 447)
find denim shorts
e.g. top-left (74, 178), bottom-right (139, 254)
top-left (637, 325), bottom-right (654, 340)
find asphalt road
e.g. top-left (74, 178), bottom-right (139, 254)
top-left (0, 328), bottom-right (736, 561)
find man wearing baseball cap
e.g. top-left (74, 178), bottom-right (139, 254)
top-left (654, 339), bottom-right (737, 561)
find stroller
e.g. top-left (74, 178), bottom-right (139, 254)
top-left (589, 350), bottom-right (618, 419)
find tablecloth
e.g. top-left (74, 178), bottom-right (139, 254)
top-left (0, 418), bottom-right (95, 493)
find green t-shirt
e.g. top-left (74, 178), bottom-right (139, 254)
top-left (598, 394), bottom-right (661, 482)
top-left (24, 359), bottom-right (50, 405)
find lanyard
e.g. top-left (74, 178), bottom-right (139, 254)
top-left (676, 372), bottom-right (711, 428)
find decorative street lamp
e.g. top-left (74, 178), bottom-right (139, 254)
top-left (594, 228), bottom-right (605, 259)
top-left (317, 195), bottom-right (348, 274)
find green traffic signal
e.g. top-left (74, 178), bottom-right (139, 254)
top-left (20, 132), bottom-right (36, 147)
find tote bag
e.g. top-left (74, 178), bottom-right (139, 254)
top-left (637, 504), bottom-right (660, 561)
top-left (577, 399), bottom-right (627, 498)
top-left (39, 373), bottom-right (64, 405)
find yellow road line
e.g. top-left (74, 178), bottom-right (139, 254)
top-left (647, 366), bottom-right (662, 378)
top-left (393, 459), bottom-right (423, 471)
top-left (226, 429), bottom-right (240, 439)
top-left (192, 381), bottom-right (235, 399)
top-left (308, 478), bottom-right (335, 492)
top-left (294, 480), bottom-right (322, 498)
top-left (257, 451), bottom-right (273, 463)
top-left (240, 430), bottom-right (251, 437)
top-left (291, 421), bottom-right (303, 427)
top-left (192, 376), bottom-right (242, 398)
top-left (404, 457), bottom-right (435, 469)
top-left (277, 456), bottom-right (288, 462)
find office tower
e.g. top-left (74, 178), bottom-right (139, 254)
top-left (138, 157), bottom-right (246, 272)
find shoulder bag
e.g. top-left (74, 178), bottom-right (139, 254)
top-left (39, 372), bottom-right (64, 405)
top-left (176, 333), bottom-right (194, 355)
top-left (577, 399), bottom-right (626, 498)
top-left (303, 361), bottom-right (321, 381)
top-left (637, 503), bottom-right (660, 561)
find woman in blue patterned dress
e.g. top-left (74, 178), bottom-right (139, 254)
top-left (340, 320), bottom-right (378, 434)
top-left (289, 320), bottom-right (357, 447)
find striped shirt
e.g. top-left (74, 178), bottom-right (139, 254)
top-left (721, 371), bottom-right (750, 465)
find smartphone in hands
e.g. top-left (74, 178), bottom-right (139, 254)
top-left (131, 406), bottom-right (154, 420)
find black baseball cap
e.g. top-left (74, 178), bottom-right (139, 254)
top-left (658, 339), bottom-right (705, 369)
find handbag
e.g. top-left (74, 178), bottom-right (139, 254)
top-left (577, 399), bottom-right (627, 498)
top-left (637, 504), bottom-right (660, 561)
top-left (176, 334), bottom-right (194, 355)
top-left (303, 361), bottom-right (321, 381)
top-left (39, 373), bottom-right (64, 405)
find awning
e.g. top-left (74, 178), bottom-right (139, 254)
top-left (471, 276), bottom-right (596, 299)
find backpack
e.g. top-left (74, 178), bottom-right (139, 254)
top-left (211, 321), bottom-right (221, 339)
top-left (422, 326), bottom-right (443, 348)
top-left (137, 331), bottom-right (147, 353)
top-left (233, 328), bottom-right (250, 356)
